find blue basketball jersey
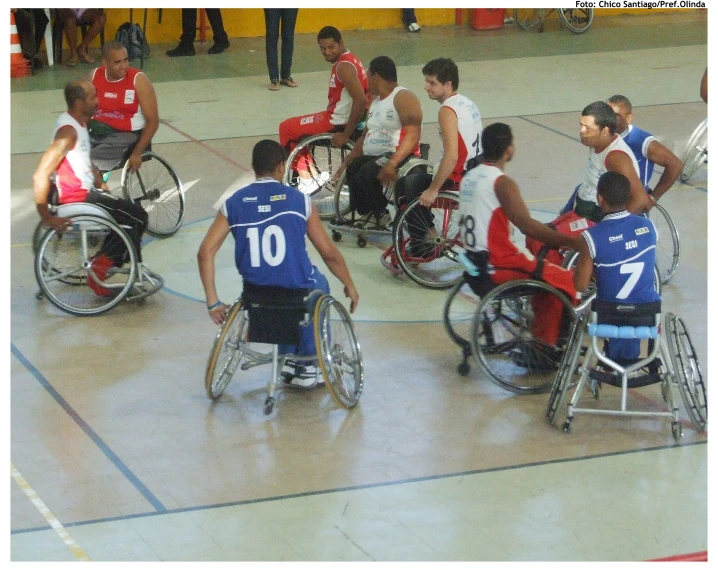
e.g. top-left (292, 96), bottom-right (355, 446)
top-left (621, 124), bottom-right (656, 189)
top-left (581, 211), bottom-right (660, 304)
top-left (222, 178), bottom-right (320, 289)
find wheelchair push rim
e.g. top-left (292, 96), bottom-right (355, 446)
top-left (205, 299), bottom-right (248, 399)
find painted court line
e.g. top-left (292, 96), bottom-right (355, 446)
top-left (11, 463), bottom-right (91, 561)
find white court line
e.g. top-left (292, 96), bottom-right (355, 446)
top-left (10, 463), bottom-right (91, 561)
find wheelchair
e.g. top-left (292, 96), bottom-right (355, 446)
top-left (546, 296), bottom-right (707, 443)
top-left (96, 139), bottom-right (185, 238)
top-left (282, 128), bottom-right (362, 220)
top-left (34, 202), bottom-right (163, 316)
top-left (679, 118), bottom-right (707, 183)
top-left (329, 145), bottom-right (433, 248)
top-left (204, 285), bottom-right (364, 415)
top-left (646, 202), bottom-right (680, 285)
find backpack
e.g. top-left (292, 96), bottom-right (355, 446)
top-left (115, 22), bottom-right (150, 61)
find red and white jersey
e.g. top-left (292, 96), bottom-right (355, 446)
top-left (54, 112), bottom-right (93, 203)
top-left (90, 66), bottom-right (146, 132)
top-left (327, 51), bottom-right (368, 126)
top-left (363, 86), bottom-right (419, 156)
top-left (436, 93), bottom-right (482, 183)
top-left (577, 134), bottom-right (639, 205)
top-left (459, 163), bottom-right (519, 261)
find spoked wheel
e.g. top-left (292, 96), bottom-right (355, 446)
top-left (514, 8), bottom-right (546, 30)
top-left (470, 280), bottom-right (576, 394)
top-left (665, 313), bottom-right (707, 432)
top-left (443, 276), bottom-right (481, 350)
top-left (314, 295), bottom-right (363, 409)
top-left (122, 151), bottom-right (185, 237)
top-left (284, 134), bottom-right (354, 220)
top-left (558, 8), bottom-right (594, 33)
top-left (679, 118), bottom-right (707, 183)
top-left (205, 299), bottom-right (248, 399)
top-left (34, 215), bottom-right (136, 316)
top-left (647, 203), bottom-right (680, 284)
top-left (546, 312), bottom-right (588, 425)
top-left (392, 192), bottom-right (464, 289)
top-left (332, 170), bottom-right (353, 224)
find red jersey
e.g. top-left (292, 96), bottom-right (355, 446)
top-left (327, 51), bottom-right (368, 126)
top-left (90, 67), bottom-right (146, 132)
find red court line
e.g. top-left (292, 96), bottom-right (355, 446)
top-left (648, 550), bottom-right (707, 561)
top-left (159, 119), bottom-right (252, 172)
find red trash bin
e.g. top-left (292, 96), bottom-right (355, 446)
top-left (471, 9), bottom-right (504, 31)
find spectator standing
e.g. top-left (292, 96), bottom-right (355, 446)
top-left (264, 9), bottom-right (299, 91)
top-left (166, 9), bottom-right (230, 57)
top-left (402, 9), bottom-right (421, 32)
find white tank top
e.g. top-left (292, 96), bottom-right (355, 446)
top-left (363, 86), bottom-right (407, 156)
top-left (436, 93), bottom-right (483, 181)
top-left (577, 135), bottom-right (639, 204)
top-left (54, 112), bottom-right (94, 202)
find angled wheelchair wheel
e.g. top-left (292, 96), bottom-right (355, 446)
top-left (314, 295), bottom-right (363, 409)
top-left (32, 221), bottom-right (49, 255)
top-left (332, 170), bottom-right (353, 224)
top-left (392, 191), bottom-right (463, 289)
top-left (647, 203), bottom-right (680, 284)
top-left (470, 280), bottom-right (576, 394)
top-left (443, 276), bottom-right (481, 350)
top-left (514, 8), bottom-right (545, 30)
top-left (546, 311), bottom-right (588, 425)
top-left (665, 313), bottom-right (707, 432)
top-left (284, 133), bottom-right (354, 220)
top-left (679, 118), bottom-right (707, 183)
top-left (558, 8), bottom-right (593, 33)
top-left (122, 151), bottom-right (185, 237)
top-left (35, 215), bottom-right (136, 316)
top-left (205, 299), bottom-right (248, 399)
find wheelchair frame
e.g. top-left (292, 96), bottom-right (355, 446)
top-left (204, 293), bottom-right (363, 415)
top-left (679, 118), bottom-right (707, 184)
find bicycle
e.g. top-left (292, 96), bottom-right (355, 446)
top-left (513, 8), bottom-right (594, 34)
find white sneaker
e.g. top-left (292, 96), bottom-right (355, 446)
top-left (297, 172), bottom-right (330, 196)
top-left (281, 361), bottom-right (323, 389)
top-left (407, 23), bottom-right (421, 32)
top-left (504, 16), bottom-right (514, 24)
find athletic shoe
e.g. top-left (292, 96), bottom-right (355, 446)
top-left (281, 360), bottom-right (323, 389)
top-left (208, 41), bottom-right (230, 55)
top-left (357, 210), bottom-right (392, 230)
top-left (407, 23), bottom-right (421, 32)
top-left (297, 172), bottom-right (330, 195)
top-left (166, 44), bottom-right (195, 57)
top-left (509, 344), bottom-right (562, 372)
top-left (504, 16), bottom-right (515, 24)
top-left (87, 254), bottom-right (114, 297)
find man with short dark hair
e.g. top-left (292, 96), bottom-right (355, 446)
top-left (573, 171), bottom-right (660, 361)
top-left (88, 41), bottom-right (159, 174)
top-left (198, 139), bottom-right (359, 387)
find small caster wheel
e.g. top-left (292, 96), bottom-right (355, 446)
top-left (590, 380), bottom-right (600, 399)
top-left (457, 361), bottom-right (470, 376)
top-left (35, 291), bottom-right (45, 300)
top-left (562, 420), bottom-right (572, 433)
top-left (671, 421), bottom-right (682, 443)
top-left (357, 236), bottom-right (367, 248)
top-left (332, 231), bottom-right (342, 243)
top-left (263, 397), bottom-right (275, 416)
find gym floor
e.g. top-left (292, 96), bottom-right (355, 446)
top-left (8, 10), bottom-right (708, 561)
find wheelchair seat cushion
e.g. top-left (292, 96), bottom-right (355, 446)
top-left (242, 282), bottom-right (309, 345)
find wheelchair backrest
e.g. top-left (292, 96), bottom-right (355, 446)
top-left (242, 282), bottom-right (310, 346)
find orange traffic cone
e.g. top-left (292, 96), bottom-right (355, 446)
top-left (10, 11), bottom-right (30, 78)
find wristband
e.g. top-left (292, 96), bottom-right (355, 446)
top-left (207, 301), bottom-right (222, 311)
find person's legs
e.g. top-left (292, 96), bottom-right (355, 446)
top-left (395, 172), bottom-right (435, 254)
top-left (89, 127), bottom-right (141, 173)
top-left (85, 192), bottom-right (148, 265)
top-left (402, 9), bottom-right (420, 32)
top-left (76, 9), bottom-right (105, 63)
top-left (347, 156), bottom-right (388, 217)
top-left (60, 9), bottom-right (80, 66)
top-left (206, 8), bottom-right (229, 53)
top-left (264, 9), bottom-right (280, 83)
top-left (167, 9), bottom-right (196, 56)
top-left (279, 9), bottom-right (298, 82)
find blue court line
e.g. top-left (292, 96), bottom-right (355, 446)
top-left (11, 439), bottom-right (706, 535)
top-left (10, 343), bottom-right (167, 514)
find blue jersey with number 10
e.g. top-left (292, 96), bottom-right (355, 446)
top-left (581, 210), bottom-right (660, 304)
top-left (222, 178), bottom-right (318, 289)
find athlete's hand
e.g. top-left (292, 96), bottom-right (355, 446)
top-left (331, 131), bottom-right (350, 148)
top-left (418, 187), bottom-right (439, 208)
top-left (128, 151), bottom-right (143, 174)
top-left (344, 285), bottom-right (359, 313)
top-left (208, 302), bottom-right (230, 325)
top-left (377, 162), bottom-right (398, 184)
top-left (43, 215), bottom-right (73, 233)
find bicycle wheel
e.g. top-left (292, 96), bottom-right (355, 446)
top-left (122, 152), bottom-right (185, 237)
top-left (205, 299), bottom-right (248, 399)
top-left (514, 8), bottom-right (546, 31)
top-left (558, 8), bottom-right (594, 33)
top-left (679, 118), bottom-right (707, 183)
top-left (647, 203), bottom-right (680, 284)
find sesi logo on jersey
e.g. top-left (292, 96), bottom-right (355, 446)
top-left (258, 205), bottom-right (271, 213)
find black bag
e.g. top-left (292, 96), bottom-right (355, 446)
top-left (115, 22), bottom-right (150, 60)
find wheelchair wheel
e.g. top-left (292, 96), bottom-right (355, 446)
top-left (665, 313), bottom-right (707, 432)
top-left (314, 295), bottom-right (363, 409)
top-left (514, 8), bottom-right (545, 31)
top-left (34, 215), bottom-right (136, 316)
top-left (392, 191), bottom-right (463, 289)
top-left (331, 170), bottom-right (353, 224)
top-left (122, 151), bottom-right (185, 237)
top-left (647, 203), bottom-right (680, 284)
top-left (443, 276), bottom-right (480, 350)
top-left (558, 8), bottom-right (593, 33)
top-left (546, 311), bottom-right (588, 425)
top-left (679, 118), bottom-right (707, 183)
top-left (31, 222), bottom-right (49, 255)
top-left (284, 133), bottom-right (354, 220)
top-left (470, 280), bottom-right (576, 394)
top-left (205, 299), bottom-right (248, 399)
